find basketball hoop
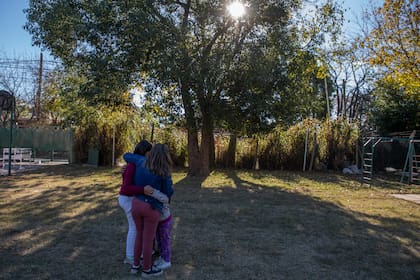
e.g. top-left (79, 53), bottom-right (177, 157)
top-left (0, 90), bottom-right (15, 175)
top-left (0, 90), bottom-right (14, 111)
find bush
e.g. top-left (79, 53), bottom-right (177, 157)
top-left (73, 105), bottom-right (149, 166)
top-left (214, 118), bottom-right (360, 171)
top-left (74, 113), bottom-right (359, 170)
top-left (152, 127), bottom-right (187, 167)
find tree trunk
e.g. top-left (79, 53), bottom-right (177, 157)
top-left (200, 107), bottom-right (213, 176)
top-left (209, 126), bottom-right (215, 169)
top-left (178, 2), bottom-right (205, 176)
top-left (187, 128), bottom-right (202, 176)
top-left (226, 132), bottom-right (237, 168)
top-left (150, 123), bottom-right (155, 143)
top-left (180, 79), bottom-right (202, 176)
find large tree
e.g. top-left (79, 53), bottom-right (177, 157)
top-left (25, 0), bottom-right (343, 175)
top-left (158, 0), bottom-right (305, 175)
top-left (360, 0), bottom-right (420, 98)
top-left (24, 0), bottom-right (300, 175)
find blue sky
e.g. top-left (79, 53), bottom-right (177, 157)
top-left (0, 0), bottom-right (382, 59)
top-left (0, 0), bottom-right (44, 58)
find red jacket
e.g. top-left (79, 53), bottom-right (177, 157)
top-left (119, 163), bottom-right (145, 196)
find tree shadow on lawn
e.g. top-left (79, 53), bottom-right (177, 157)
top-left (0, 166), bottom-right (130, 279)
top-left (168, 172), bottom-right (419, 280)
top-left (0, 166), bottom-right (418, 280)
top-left (241, 168), bottom-right (415, 192)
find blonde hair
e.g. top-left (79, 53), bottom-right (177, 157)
top-left (146, 143), bottom-right (172, 177)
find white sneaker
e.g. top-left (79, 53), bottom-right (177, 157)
top-left (123, 257), bottom-right (133, 265)
top-left (153, 257), bottom-right (171, 270)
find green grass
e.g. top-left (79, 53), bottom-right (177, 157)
top-left (0, 165), bottom-right (419, 279)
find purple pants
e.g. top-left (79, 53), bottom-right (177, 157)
top-left (156, 215), bottom-right (173, 262)
top-left (132, 198), bottom-right (160, 270)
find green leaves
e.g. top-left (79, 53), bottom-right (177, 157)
top-left (370, 80), bottom-right (420, 135)
top-left (25, 0), bottom-right (351, 169)
top-left (361, 0), bottom-right (420, 97)
top-left (25, 0), bottom-right (164, 100)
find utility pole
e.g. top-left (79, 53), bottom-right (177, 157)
top-left (324, 76), bottom-right (330, 119)
top-left (342, 79), bottom-right (346, 119)
top-left (36, 52), bottom-right (43, 120)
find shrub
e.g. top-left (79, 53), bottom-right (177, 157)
top-left (218, 118), bottom-right (360, 171)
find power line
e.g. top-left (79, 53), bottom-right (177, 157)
top-left (0, 58), bottom-right (60, 64)
top-left (0, 66), bottom-right (56, 72)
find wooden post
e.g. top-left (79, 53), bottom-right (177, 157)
top-left (112, 125), bottom-right (115, 167)
top-left (150, 123), bottom-right (155, 143)
top-left (254, 137), bottom-right (260, 170)
top-left (303, 128), bottom-right (309, 171)
top-left (309, 132), bottom-right (317, 171)
top-left (324, 77), bottom-right (330, 119)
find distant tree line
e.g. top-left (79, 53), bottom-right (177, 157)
top-left (0, 0), bottom-right (417, 172)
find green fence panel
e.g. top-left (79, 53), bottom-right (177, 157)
top-left (87, 149), bottom-right (99, 166)
top-left (0, 127), bottom-right (74, 162)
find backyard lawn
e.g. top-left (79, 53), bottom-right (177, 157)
top-left (0, 165), bottom-right (419, 279)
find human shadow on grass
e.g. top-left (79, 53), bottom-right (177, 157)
top-left (0, 166), bottom-right (418, 280)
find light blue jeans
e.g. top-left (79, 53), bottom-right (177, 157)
top-left (118, 195), bottom-right (136, 262)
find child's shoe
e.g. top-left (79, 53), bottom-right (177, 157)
top-left (123, 257), bottom-right (133, 265)
top-left (153, 257), bottom-right (171, 270)
top-left (141, 267), bottom-right (163, 278)
top-left (130, 265), bottom-right (141, 274)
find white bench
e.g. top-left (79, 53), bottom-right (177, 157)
top-left (2, 148), bottom-right (33, 166)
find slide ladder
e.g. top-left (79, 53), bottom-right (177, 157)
top-left (362, 137), bottom-right (383, 184)
top-left (362, 138), bottom-right (374, 184)
top-left (401, 139), bottom-right (420, 185)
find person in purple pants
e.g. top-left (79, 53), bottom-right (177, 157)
top-left (139, 187), bottom-right (174, 270)
top-left (154, 214), bottom-right (173, 270)
top-left (125, 147), bottom-right (174, 271)
top-left (124, 144), bottom-right (174, 278)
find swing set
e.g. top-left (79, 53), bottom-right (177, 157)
top-left (361, 130), bottom-right (419, 185)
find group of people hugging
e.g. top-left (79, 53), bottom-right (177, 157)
top-left (118, 140), bottom-right (174, 278)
